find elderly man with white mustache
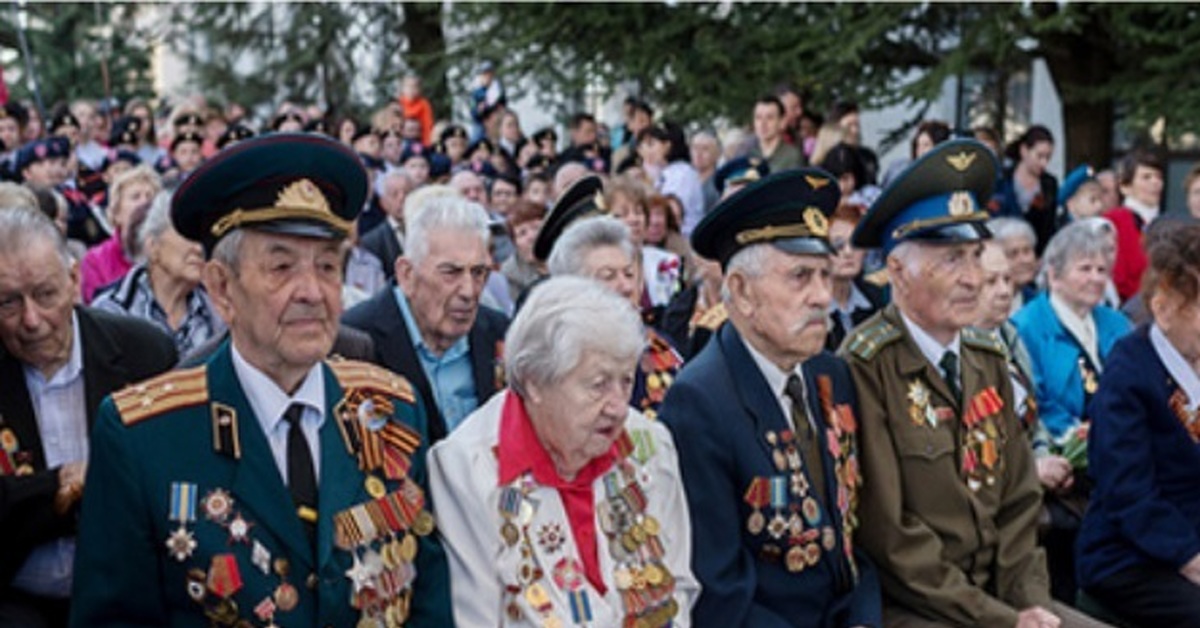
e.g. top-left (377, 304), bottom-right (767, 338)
top-left (659, 168), bottom-right (882, 627)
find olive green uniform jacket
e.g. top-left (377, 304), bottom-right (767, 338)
top-left (839, 305), bottom-right (1050, 628)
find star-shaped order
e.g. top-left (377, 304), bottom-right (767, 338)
top-left (166, 526), bottom-right (197, 562)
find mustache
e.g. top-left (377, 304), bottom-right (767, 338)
top-left (281, 304), bottom-right (328, 324)
top-left (790, 310), bottom-right (828, 334)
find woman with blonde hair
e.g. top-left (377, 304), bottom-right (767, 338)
top-left (79, 165), bottom-right (162, 302)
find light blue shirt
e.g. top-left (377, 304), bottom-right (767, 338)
top-left (12, 312), bottom-right (87, 598)
top-left (394, 286), bottom-right (478, 432)
top-left (230, 344), bottom-right (325, 485)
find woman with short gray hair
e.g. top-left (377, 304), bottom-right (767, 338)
top-left (429, 276), bottom-right (699, 627)
top-left (91, 192), bottom-right (226, 355)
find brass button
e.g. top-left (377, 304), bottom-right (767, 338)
top-left (306, 572), bottom-right (319, 590)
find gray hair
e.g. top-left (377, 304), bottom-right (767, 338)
top-left (0, 183), bottom-right (38, 212)
top-left (211, 228), bottom-right (246, 273)
top-left (720, 243), bottom-right (772, 303)
top-left (505, 275), bottom-right (645, 397)
top-left (0, 207), bottom-right (73, 271)
top-left (547, 216), bottom-right (634, 277)
top-left (987, 217), bottom-right (1036, 246)
top-left (137, 192), bottom-right (176, 260)
top-left (402, 192), bottom-right (490, 265)
top-left (1040, 217), bottom-right (1116, 286)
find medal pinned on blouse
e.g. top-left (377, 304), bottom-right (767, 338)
top-left (166, 482), bottom-right (199, 562)
top-left (743, 477), bottom-right (769, 535)
top-left (499, 486), bottom-right (523, 546)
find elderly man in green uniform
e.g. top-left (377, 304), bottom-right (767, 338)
top-left (839, 139), bottom-right (1107, 628)
top-left (70, 134), bottom-right (454, 628)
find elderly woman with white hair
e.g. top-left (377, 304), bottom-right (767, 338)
top-left (91, 191), bottom-right (226, 355)
top-left (548, 215), bottom-right (684, 419)
top-left (988, 217), bottom-right (1041, 313)
top-left (429, 275), bottom-right (699, 627)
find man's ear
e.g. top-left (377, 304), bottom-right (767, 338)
top-left (886, 253), bottom-right (907, 296)
top-left (203, 260), bottom-right (236, 325)
top-left (725, 270), bottom-right (755, 319)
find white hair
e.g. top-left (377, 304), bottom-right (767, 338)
top-left (505, 275), bottom-right (644, 397)
top-left (402, 192), bottom-right (491, 265)
top-left (211, 228), bottom-right (246, 273)
top-left (137, 192), bottom-right (176, 259)
top-left (720, 243), bottom-right (772, 303)
top-left (547, 216), bottom-right (634, 277)
top-left (0, 207), bottom-right (73, 270)
top-left (1039, 217), bottom-right (1116, 287)
top-left (402, 184), bottom-right (459, 229)
top-left (987, 217), bottom-right (1036, 246)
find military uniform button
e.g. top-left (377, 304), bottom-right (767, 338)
top-left (306, 572), bottom-right (319, 589)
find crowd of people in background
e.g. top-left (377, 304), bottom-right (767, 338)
top-left (3, 59), bottom-right (1200, 628)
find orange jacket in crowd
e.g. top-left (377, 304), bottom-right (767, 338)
top-left (400, 95), bottom-right (434, 146)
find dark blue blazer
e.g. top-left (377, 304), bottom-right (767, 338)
top-left (1078, 326), bottom-right (1200, 588)
top-left (341, 284), bottom-right (508, 443)
top-left (660, 323), bottom-right (880, 627)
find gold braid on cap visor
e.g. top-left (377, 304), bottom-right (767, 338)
top-left (209, 178), bottom-right (353, 238)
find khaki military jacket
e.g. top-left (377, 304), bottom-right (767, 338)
top-left (839, 305), bottom-right (1050, 628)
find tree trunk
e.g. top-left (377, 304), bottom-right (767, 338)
top-left (401, 1), bottom-right (450, 122)
top-left (1039, 15), bottom-right (1116, 168)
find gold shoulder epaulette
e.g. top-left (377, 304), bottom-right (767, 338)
top-left (694, 302), bottom-right (728, 332)
top-left (845, 318), bottom-right (901, 361)
top-left (962, 326), bottom-right (1007, 357)
top-left (113, 366), bottom-right (209, 426)
top-left (863, 268), bottom-right (890, 287)
top-left (327, 358), bottom-right (416, 404)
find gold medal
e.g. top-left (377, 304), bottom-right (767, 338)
top-left (274, 583), bottom-right (299, 612)
top-left (399, 533), bottom-right (417, 562)
top-left (543, 616), bottom-right (563, 628)
top-left (501, 521), bottom-right (520, 546)
top-left (614, 567), bottom-right (634, 590)
top-left (524, 582), bottom-right (550, 608)
top-left (412, 510), bottom-right (435, 536)
top-left (630, 523), bottom-right (647, 544)
top-left (805, 542), bottom-right (821, 566)
top-left (356, 615), bottom-right (376, 628)
top-left (747, 510), bottom-right (765, 535)
top-left (643, 563), bottom-right (664, 586)
top-left (785, 545), bottom-right (806, 572)
top-left (365, 475), bottom-right (386, 499)
top-left (642, 515), bottom-right (661, 536)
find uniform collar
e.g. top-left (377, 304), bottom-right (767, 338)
top-left (898, 309), bottom-right (961, 370)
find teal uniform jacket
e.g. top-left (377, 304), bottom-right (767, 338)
top-left (70, 340), bottom-right (454, 628)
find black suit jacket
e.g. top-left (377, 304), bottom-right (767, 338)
top-left (0, 307), bottom-right (176, 584)
top-left (360, 221), bottom-right (403, 282)
top-left (342, 285), bottom-right (509, 443)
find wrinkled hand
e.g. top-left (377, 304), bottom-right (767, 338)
top-left (1180, 553), bottom-right (1200, 587)
top-left (1015, 606), bottom-right (1061, 628)
top-left (1035, 455), bottom-right (1074, 492)
top-left (53, 461), bottom-right (86, 515)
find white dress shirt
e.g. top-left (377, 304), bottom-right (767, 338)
top-left (230, 344), bottom-right (325, 484)
top-left (899, 311), bottom-right (962, 390)
top-left (741, 333), bottom-right (814, 431)
top-left (12, 312), bottom-right (88, 597)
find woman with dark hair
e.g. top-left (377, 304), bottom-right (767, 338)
top-left (819, 143), bottom-right (867, 199)
top-left (990, 125), bottom-right (1060, 254)
top-left (880, 120), bottom-right (952, 188)
top-left (1077, 222), bottom-right (1200, 625)
top-left (636, 121), bottom-right (705, 237)
top-left (1105, 149), bottom-right (1165, 302)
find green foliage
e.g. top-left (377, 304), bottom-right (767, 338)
top-left (0, 3), bottom-right (154, 109)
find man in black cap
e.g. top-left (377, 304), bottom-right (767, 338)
top-left (659, 168), bottom-right (881, 627)
top-left (71, 133), bottom-right (453, 628)
top-left (840, 139), bottom-right (1105, 627)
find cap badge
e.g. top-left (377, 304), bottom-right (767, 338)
top-left (803, 207), bottom-right (829, 238)
top-left (593, 190), bottom-right (609, 213)
top-left (805, 175), bottom-right (831, 190)
top-left (948, 191), bottom-right (976, 217)
top-left (945, 151), bottom-right (977, 172)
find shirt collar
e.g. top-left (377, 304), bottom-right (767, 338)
top-left (899, 310), bottom-right (961, 370)
top-left (1151, 324), bottom-right (1200, 412)
top-left (393, 286), bottom-right (470, 359)
top-left (1049, 292), bottom-right (1100, 364)
top-left (1125, 197), bottom-right (1159, 226)
top-left (832, 281), bottom-right (873, 315)
top-left (496, 390), bottom-right (619, 487)
top-left (740, 331), bottom-right (802, 402)
top-left (230, 342), bottom-right (325, 434)
top-left (24, 310), bottom-right (84, 388)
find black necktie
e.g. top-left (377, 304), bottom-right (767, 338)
top-left (283, 403), bottom-right (318, 545)
top-left (785, 374), bottom-right (827, 507)
top-left (940, 351), bottom-right (961, 405)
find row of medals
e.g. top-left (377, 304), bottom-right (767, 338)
top-left (599, 459), bottom-right (679, 628)
top-left (339, 473), bottom-right (436, 628)
top-left (167, 486), bottom-right (301, 627)
top-left (756, 430), bottom-right (836, 574)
